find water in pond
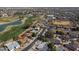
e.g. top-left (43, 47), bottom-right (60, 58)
top-left (0, 19), bottom-right (22, 32)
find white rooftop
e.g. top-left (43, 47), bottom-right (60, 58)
top-left (5, 41), bottom-right (20, 51)
top-left (37, 42), bottom-right (48, 51)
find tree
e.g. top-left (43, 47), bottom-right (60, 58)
top-left (19, 15), bottom-right (24, 20)
top-left (45, 30), bottom-right (54, 38)
top-left (37, 35), bottom-right (48, 42)
top-left (47, 42), bottom-right (56, 51)
top-left (56, 30), bottom-right (65, 35)
top-left (32, 32), bottom-right (36, 37)
top-left (17, 41), bottom-right (22, 45)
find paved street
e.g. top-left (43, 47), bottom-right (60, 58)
top-left (22, 29), bottom-right (43, 51)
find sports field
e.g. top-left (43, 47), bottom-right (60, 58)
top-left (53, 20), bottom-right (71, 26)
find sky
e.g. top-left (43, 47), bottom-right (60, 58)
top-left (0, 0), bottom-right (79, 7)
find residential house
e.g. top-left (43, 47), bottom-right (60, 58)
top-left (5, 41), bottom-right (20, 51)
top-left (36, 42), bottom-right (48, 51)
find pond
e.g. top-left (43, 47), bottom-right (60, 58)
top-left (0, 19), bottom-right (22, 32)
